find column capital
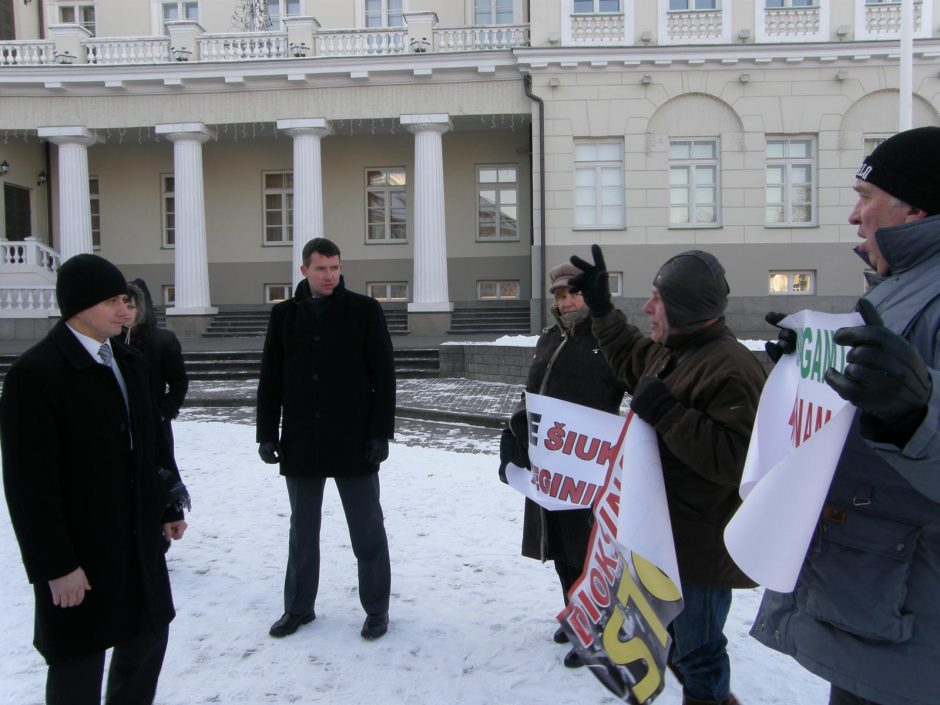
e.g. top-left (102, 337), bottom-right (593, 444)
top-left (37, 126), bottom-right (103, 147)
top-left (277, 118), bottom-right (332, 138)
top-left (155, 122), bottom-right (217, 143)
top-left (400, 114), bottom-right (452, 135)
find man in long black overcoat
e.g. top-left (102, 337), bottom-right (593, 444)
top-left (1, 254), bottom-right (188, 705)
top-left (256, 237), bottom-right (396, 641)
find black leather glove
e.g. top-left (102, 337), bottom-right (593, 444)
top-left (365, 437), bottom-right (390, 464)
top-left (630, 377), bottom-right (680, 427)
top-left (825, 298), bottom-right (932, 444)
top-left (498, 429), bottom-right (515, 484)
top-left (258, 441), bottom-right (281, 464)
top-left (569, 244), bottom-right (613, 318)
top-left (764, 311), bottom-right (798, 363)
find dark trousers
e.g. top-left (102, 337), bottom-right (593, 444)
top-left (284, 473), bottom-right (391, 616)
top-left (554, 560), bottom-right (583, 605)
top-left (667, 584), bottom-right (732, 702)
top-left (45, 622), bottom-right (168, 705)
top-left (829, 685), bottom-right (885, 705)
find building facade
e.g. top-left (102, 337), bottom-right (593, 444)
top-left (1, 1), bottom-right (938, 337)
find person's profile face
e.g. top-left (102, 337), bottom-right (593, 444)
top-left (118, 295), bottom-right (137, 328)
top-left (643, 287), bottom-right (670, 344)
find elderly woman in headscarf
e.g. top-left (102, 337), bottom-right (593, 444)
top-left (503, 262), bottom-right (628, 668)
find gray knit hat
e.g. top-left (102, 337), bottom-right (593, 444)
top-left (549, 262), bottom-right (582, 293)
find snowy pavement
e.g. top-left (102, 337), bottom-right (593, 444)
top-left (0, 420), bottom-right (828, 705)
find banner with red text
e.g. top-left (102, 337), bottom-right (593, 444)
top-left (505, 392), bottom-right (626, 511)
top-left (724, 309), bottom-right (862, 592)
top-left (554, 407), bottom-right (683, 704)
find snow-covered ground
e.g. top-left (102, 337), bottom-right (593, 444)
top-left (1, 420), bottom-right (827, 705)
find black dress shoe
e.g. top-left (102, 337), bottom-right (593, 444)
top-left (563, 648), bottom-right (584, 669)
top-left (269, 611), bottom-right (315, 638)
top-left (553, 626), bottom-right (570, 644)
top-left (361, 611), bottom-right (389, 640)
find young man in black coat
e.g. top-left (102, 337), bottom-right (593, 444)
top-left (256, 237), bottom-right (396, 641)
top-left (1, 254), bottom-right (188, 705)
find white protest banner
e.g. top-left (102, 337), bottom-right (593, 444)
top-left (557, 412), bottom-right (682, 705)
top-left (505, 392), bottom-right (625, 511)
top-left (724, 309), bottom-right (862, 592)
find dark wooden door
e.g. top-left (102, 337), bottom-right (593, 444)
top-left (0, 0), bottom-right (14, 41)
top-left (4, 183), bottom-right (32, 241)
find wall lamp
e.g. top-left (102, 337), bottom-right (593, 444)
top-left (0, 160), bottom-right (9, 177)
top-left (37, 171), bottom-right (47, 186)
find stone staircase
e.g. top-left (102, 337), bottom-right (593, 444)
top-left (197, 306), bottom-right (409, 338)
top-left (448, 303), bottom-right (531, 335)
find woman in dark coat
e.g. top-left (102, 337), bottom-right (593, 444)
top-left (509, 262), bottom-right (628, 668)
top-left (119, 279), bottom-right (188, 471)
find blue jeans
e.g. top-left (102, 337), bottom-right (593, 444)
top-left (667, 584), bottom-right (732, 702)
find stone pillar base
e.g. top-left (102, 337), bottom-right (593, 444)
top-left (163, 312), bottom-right (217, 336)
top-left (407, 311), bottom-right (452, 336)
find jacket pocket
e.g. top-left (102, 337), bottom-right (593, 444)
top-left (802, 504), bottom-right (918, 643)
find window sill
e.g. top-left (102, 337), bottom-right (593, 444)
top-left (262, 242), bottom-right (293, 247)
top-left (475, 237), bottom-right (521, 243)
top-left (764, 223), bottom-right (819, 229)
top-left (572, 225), bottom-right (626, 231)
top-left (365, 239), bottom-right (409, 245)
top-left (667, 224), bottom-right (722, 230)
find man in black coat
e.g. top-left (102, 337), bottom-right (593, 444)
top-left (1, 254), bottom-right (188, 705)
top-left (256, 237), bottom-right (396, 641)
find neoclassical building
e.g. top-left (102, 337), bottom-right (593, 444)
top-left (1, 1), bottom-right (938, 337)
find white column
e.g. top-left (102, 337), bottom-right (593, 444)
top-left (155, 122), bottom-right (218, 315)
top-left (401, 113), bottom-right (452, 312)
top-left (277, 118), bottom-right (332, 285)
top-left (37, 126), bottom-right (103, 262)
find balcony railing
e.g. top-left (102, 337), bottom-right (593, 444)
top-left (764, 7), bottom-right (821, 40)
top-left (569, 13), bottom-right (625, 44)
top-left (436, 24), bottom-right (529, 51)
top-left (316, 28), bottom-right (407, 57)
top-left (199, 32), bottom-right (290, 61)
top-left (86, 37), bottom-right (171, 65)
top-left (866, 2), bottom-right (922, 35)
top-left (0, 40), bottom-right (55, 66)
top-left (0, 238), bottom-right (60, 276)
top-left (666, 9), bottom-right (724, 42)
top-left (0, 286), bottom-right (58, 317)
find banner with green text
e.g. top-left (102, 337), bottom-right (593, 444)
top-left (724, 309), bottom-right (862, 592)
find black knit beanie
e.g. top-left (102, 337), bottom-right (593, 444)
top-left (653, 250), bottom-right (729, 331)
top-left (856, 127), bottom-right (940, 215)
top-left (55, 254), bottom-right (128, 320)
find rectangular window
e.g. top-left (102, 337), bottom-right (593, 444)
top-left (863, 134), bottom-right (890, 156)
top-left (478, 280), bottom-right (520, 300)
top-left (162, 1), bottom-right (198, 33)
top-left (162, 285), bottom-right (175, 306)
top-left (769, 270), bottom-right (816, 295)
top-left (609, 271), bottom-right (623, 297)
top-left (58, 4), bottom-right (96, 35)
top-left (366, 168), bottom-right (407, 243)
top-left (669, 139), bottom-right (719, 227)
top-left (89, 176), bottom-right (100, 249)
top-left (263, 171), bottom-right (294, 245)
top-left (365, 0), bottom-right (404, 27)
top-left (477, 165), bottom-right (518, 241)
top-left (574, 141), bottom-right (624, 229)
top-left (669, 0), bottom-right (718, 9)
top-left (267, 0), bottom-right (301, 30)
top-left (766, 137), bottom-right (816, 226)
top-left (265, 283), bottom-right (292, 303)
top-left (572, 0), bottom-right (621, 12)
top-left (474, 0), bottom-right (514, 23)
top-left (368, 282), bottom-right (409, 301)
top-left (766, 0), bottom-right (815, 7)
top-left (161, 175), bottom-right (175, 248)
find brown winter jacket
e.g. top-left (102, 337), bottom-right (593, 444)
top-left (592, 310), bottom-right (765, 588)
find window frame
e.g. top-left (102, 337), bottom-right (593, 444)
top-left (668, 138), bottom-right (721, 228)
top-left (476, 164), bottom-right (519, 242)
top-left (367, 281), bottom-right (410, 301)
top-left (262, 170), bottom-right (294, 246)
top-left (160, 174), bottom-right (175, 249)
top-left (573, 139), bottom-right (625, 230)
top-left (766, 0), bottom-right (816, 7)
top-left (769, 270), bottom-right (816, 295)
top-left (162, 285), bottom-right (175, 306)
top-left (54, 2), bottom-right (97, 36)
top-left (477, 280), bottom-right (520, 300)
top-left (474, 0), bottom-right (515, 24)
top-left (364, 0), bottom-right (404, 27)
top-left (264, 283), bottom-right (293, 303)
top-left (266, 0), bottom-right (302, 31)
top-left (365, 167), bottom-right (408, 244)
top-left (765, 136), bottom-right (817, 228)
top-left (608, 271), bottom-right (624, 297)
top-left (161, 1), bottom-right (199, 34)
top-left (572, 0), bottom-right (622, 13)
top-left (668, 0), bottom-right (719, 10)
top-left (89, 175), bottom-right (101, 249)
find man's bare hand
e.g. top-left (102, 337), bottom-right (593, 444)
top-left (49, 567), bottom-right (91, 608)
top-left (163, 520), bottom-right (188, 542)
